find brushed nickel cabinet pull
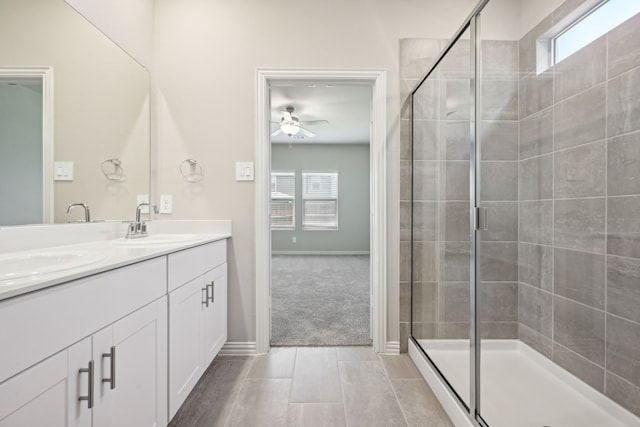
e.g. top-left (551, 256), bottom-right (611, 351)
top-left (202, 286), bottom-right (209, 307)
top-left (79, 360), bottom-right (94, 408)
top-left (102, 346), bottom-right (116, 389)
top-left (207, 281), bottom-right (215, 304)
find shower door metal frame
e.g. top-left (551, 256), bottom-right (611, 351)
top-left (409, 1), bottom-right (489, 426)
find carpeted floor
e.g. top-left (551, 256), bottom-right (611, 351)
top-left (271, 255), bottom-right (372, 346)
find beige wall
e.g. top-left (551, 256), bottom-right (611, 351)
top-left (153, 0), bottom-right (486, 346)
top-left (65, 0), bottom-right (155, 70)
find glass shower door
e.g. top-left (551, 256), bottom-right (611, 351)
top-left (411, 25), bottom-right (475, 409)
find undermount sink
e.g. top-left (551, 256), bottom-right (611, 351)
top-left (111, 234), bottom-right (202, 247)
top-left (0, 251), bottom-right (107, 283)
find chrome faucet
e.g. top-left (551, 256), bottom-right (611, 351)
top-left (67, 203), bottom-right (91, 223)
top-left (125, 202), bottom-right (158, 238)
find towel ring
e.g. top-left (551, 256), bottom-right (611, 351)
top-left (101, 159), bottom-right (126, 182)
top-left (179, 159), bottom-right (204, 182)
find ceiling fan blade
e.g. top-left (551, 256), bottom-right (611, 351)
top-left (271, 128), bottom-right (283, 137)
top-left (299, 120), bottom-right (329, 126)
top-left (298, 127), bottom-right (315, 138)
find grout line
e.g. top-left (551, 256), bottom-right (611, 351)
top-left (378, 354), bottom-right (411, 427)
top-left (222, 356), bottom-right (256, 427)
top-left (337, 357), bottom-right (350, 427)
top-left (604, 31), bottom-right (610, 395)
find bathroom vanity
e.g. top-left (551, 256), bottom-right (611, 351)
top-left (0, 221), bottom-right (231, 426)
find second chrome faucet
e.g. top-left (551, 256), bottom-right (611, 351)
top-left (67, 203), bottom-right (90, 223)
top-left (125, 202), bottom-right (158, 238)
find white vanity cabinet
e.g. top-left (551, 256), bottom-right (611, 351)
top-left (91, 298), bottom-right (168, 427)
top-left (0, 337), bottom-right (92, 427)
top-left (0, 235), bottom-right (230, 427)
top-left (0, 258), bottom-right (168, 427)
top-left (167, 241), bottom-right (227, 419)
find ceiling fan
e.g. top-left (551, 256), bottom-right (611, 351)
top-left (271, 106), bottom-right (328, 138)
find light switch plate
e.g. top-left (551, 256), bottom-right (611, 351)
top-left (236, 161), bottom-right (254, 181)
top-left (54, 161), bottom-right (74, 181)
top-left (137, 194), bottom-right (149, 213)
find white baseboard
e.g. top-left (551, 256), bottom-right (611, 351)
top-left (219, 342), bottom-right (258, 356)
top-left (384, 341), bottom-right (400, 354)
top-left (271, 251), bottom-right (370, 256)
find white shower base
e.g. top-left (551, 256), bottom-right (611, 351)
top-left (409, 339), bottom-right (640, 427)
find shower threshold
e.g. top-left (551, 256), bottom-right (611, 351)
top-left (409, 339), bottom-right (639, 427)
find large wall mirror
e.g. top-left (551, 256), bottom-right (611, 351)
top-left (0, 0), bottom-right (150, 225)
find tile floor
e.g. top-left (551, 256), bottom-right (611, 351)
top-left (169, 346), bottom-right (453, 427)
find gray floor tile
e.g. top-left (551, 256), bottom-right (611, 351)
top-left (226, 379), bottom-right (291, 427)
top-left (392, 379), bottom-right (453, 427)
top-left (340, 360), bottom-right (408, 427)
top-left (168, 358), bottom-right (254, 427)
top-left (380, 354), bottom-right (422, 379)
top-left (287, 403), bottom-right (347, 427)
top-left (170, 347), bottom-right (452, 427)
top-left (337, 346), bottom-right (378, 361)
top-left (248, 347), bottom-right (297, 378)
top-left (290, 348), bottom-right (342, 403)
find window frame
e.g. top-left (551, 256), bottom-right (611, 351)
top-left (301, 171), bottom-right (339, 231)
top-left (552, 0), bottom-right (640, 65)
top-left (270, 171), bottom-right (296, 230)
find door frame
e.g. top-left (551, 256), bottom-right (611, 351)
top-left (0, 67), bottom-right (54, 223)
top-left (255, 68), bottom-right (387, 354)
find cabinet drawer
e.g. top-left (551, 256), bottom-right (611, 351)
top-left (0, 257), bottom-right (167, 383)
top-left (167, 240), bottom-right (226, 291)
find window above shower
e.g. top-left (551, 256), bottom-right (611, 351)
top-left (535, 0), bottom-right (640, 74)
top-left (554, 0), bottom-right (640, 63)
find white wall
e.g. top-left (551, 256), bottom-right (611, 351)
top-left (65, 0), bottom-right (154, 70)
top-left (153, 0), bottom-right (483, 346)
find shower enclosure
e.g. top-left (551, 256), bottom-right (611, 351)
top-left (407, 0), bottom-right (640, 426)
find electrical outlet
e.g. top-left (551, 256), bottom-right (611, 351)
top-left (136, 194), bottom-right (149, 213)
top-left (160, 194), bottom-right (173, 214)
top-left (292, 236), bottom-right (296, 243)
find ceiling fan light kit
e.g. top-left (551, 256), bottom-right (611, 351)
top-left (280, 122), bottom-right (300, 136)
top-left (271, 106), bottom-right (328, 139)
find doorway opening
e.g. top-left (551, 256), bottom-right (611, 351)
top-left (269, 83), bottom-right (372, 345)
top-left (256, 69), bottom-right (387, 354)
top-left (0, 67), bottom-right (53, 225)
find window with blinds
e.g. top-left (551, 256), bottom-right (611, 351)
top-left (301, 172), bottom-right (338, 230)
top-left (271, 171), bottom-right (295, 229)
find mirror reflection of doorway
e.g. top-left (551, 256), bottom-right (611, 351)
top-left (0, 77), bottom-right (44, 225)
top-left (269, 83), bottom-right (372, 346)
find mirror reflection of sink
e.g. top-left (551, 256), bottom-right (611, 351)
top-left (0, 251), bottom-right (107, 282)
top-left (111, 234), bottom-right (202, 247)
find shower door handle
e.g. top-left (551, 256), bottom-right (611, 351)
top-left (476, 207), bottom-right (488, 231)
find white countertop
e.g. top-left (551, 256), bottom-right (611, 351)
top-left (0, 231), bottom-right (230, 302)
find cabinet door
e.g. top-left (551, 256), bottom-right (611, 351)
top-left (93, 298), bottom-right (168, 427)
top-left (169, 275), bottom-right (206, 419)
top-left (203, 263), bottom-right (228, 366)
top-left (0, 338), bottom-right (92, 427)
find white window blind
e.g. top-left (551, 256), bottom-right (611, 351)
top-left (301, 172), bottom-right (338, 230)
top-left (271, 172), bottom-right (295, 229)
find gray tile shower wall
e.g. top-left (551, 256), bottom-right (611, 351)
top-left (517, 6), bottom-right (640, 417)
top-left (400, 1), bottom-right (640, 418)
